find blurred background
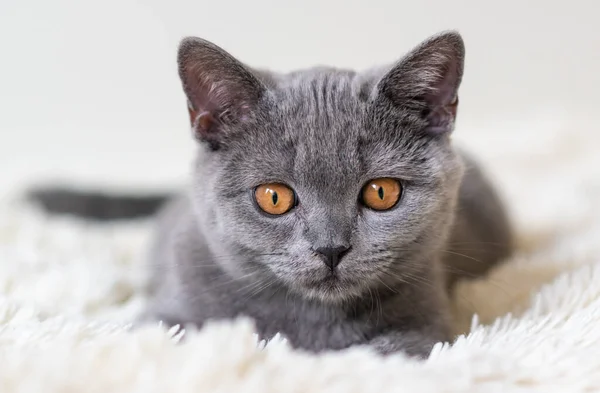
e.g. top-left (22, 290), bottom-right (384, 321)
top-left (1, 0), bottom-right (598, 192)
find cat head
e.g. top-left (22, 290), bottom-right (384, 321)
top-left (178, 31), bottom-right (466, 303)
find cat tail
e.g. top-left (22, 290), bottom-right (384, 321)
top-left (26, 186), bottom-right (173, 220)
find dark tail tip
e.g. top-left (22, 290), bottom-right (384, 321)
top-left (27, 187), bottom-right (172, 221)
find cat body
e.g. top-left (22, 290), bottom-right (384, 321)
top-left (32, 31), bottom-right (512, 357)
top-left (140, 32), bottom-right (512, 357)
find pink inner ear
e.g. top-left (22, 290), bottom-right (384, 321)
top-left (184, 73), bottom-right (261, 130)
top-left (424, 81), bottom-right (459, 135)
top-left (422, 60), bottom-right (461, 135)
top-left (424, 58), bottom-right (460, 106)
top-left (196, 111), bottom-right (218, 133)
top-left (188, 103), bottom-right (220, 139)
top-left (425, 98), bottom-right (458, 135)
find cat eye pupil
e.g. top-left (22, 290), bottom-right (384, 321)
top-left (378, 187), bottom-right (384, 200)
top-left (272, 192), bottom-right (278, 205)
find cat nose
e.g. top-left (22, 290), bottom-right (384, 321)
top-left (314, 246), bottom-right (351, 270)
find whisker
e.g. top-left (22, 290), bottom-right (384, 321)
top-left (446, 241), bottom-right (512, 248)
top-left (442, 266), bottom-right (514, 298)
top-left (375, 288), bottom-right (383, 327)
top-left (367, 286), bottom-right (375, 323)
top-left (438, 250), bottom-right (484, 264)
top-left (392, 256), bottom-right (517, 299)
top-left (110, 252), bottom-right (287, 272)
top-left (180, 271), bottom-right (262, 301)
top-left (249, 277), bottom-right (279, 298)
top-left (375, 276), bottom-right (399, 294)
top-left (234, 276), bottom-right (270, 295)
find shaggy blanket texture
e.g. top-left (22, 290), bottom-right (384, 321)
top-left (1, 111), bottom-right (600, 392)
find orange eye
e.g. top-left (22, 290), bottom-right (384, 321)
top-left (254, 183), bottom-right (296, 215)
top-left (361, 178), bottom-right (402, 211)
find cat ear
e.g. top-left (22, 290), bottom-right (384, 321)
top-left (178, 37), bottom-right (266, 145)
top-left (375, 31), bottom-right (465, 135)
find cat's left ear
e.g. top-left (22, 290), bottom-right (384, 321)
top-left (375, 31), bottom-right (465, 135)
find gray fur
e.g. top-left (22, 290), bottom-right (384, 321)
top-left (140, 31), bottom-right (513, 358)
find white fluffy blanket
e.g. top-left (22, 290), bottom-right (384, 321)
top-left (2, 111), bottom-right (600, 392)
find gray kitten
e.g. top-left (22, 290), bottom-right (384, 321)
top-left (31, 31), bottom-right (512, 357)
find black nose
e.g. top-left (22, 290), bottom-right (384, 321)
top-left (315, 246), bottom-right (351, 270)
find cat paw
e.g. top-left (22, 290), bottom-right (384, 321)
top-left (367, 331), bottom-right (439, 359)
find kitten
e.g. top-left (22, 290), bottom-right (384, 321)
top-left (31, 31), bottom-right (512, 357)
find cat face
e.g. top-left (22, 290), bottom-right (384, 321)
top-left (181, 32), bottom-right (465, 303)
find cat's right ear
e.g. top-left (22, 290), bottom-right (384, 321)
top-left (178, 37), bottom-right (266, 147)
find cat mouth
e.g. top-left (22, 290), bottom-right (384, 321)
top-left (297, 274), bottom-right (365, 303)
top-left (303, 272), bottom-right (359, 292)
top-left (318, 273), bottom-right (340, 285)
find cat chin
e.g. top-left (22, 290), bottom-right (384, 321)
top-left (290, 277), bottom-right (367, 305)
